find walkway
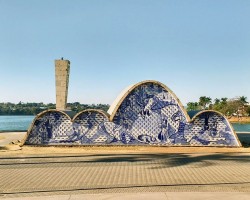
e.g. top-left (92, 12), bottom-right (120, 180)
top-left (0, 152), bottom-right (250, 198)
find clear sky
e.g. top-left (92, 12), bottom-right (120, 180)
top-left (0, 0), bottom-right (249, 105)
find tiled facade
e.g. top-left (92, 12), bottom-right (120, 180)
top-left (25, 81), bottom-right (240, 147)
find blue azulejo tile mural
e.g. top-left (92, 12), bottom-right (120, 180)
top-left (25, 81), bottom-right (241, 147)
top-left (25, 111), bottom-right (72, 144)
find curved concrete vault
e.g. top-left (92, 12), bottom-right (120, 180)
top-left (24, 80), bottom-right (241, 147)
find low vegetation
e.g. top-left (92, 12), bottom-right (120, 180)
top-left (187, 96), bottom-right (250, 117)
top-left (0, 96), bottom-right (249, 117)
top-left (0, 102), bottom-right (109, 115)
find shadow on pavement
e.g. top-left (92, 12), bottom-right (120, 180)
top-left (2, 153), bottom-right (249, 169)
top-left (81, 153), bottom-right (250, 168)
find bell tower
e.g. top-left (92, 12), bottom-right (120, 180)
top-left (55, 59), bottom-right (70, 110)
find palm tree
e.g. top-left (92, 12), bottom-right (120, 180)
top-left (214, 98), bottom-right (220, 105)
top-left (239, 96), bottom-right (248, 104)
top-left (220, 98), bottom-right (228, 105)
top-left (199, 96), bottom-right (212, 110)
top-left (187, 102), bottom-right (200, 111)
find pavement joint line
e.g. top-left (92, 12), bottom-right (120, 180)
top-left (2, 188), bottom-right (250, 198)
top-left (1, 182), bottom-right (250, 195)
top-left (1, 152), bottom-right (249, 158)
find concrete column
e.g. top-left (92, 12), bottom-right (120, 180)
top-left (55, 59), bottom-right (70, 110)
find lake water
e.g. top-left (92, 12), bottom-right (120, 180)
top-left (0, 115), bottom-right (250, 132)
top-left (231, 123), bottom-right (250, 132)
top-left (0, 116), bottom-right (35, 131)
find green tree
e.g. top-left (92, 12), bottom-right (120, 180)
top-left (221, 98), bottom-right (228, 105)
top-left (186, 102), bottom-right (200, 111)
top-left (199, 96), bottom-right (212, 110)
top-left (239, 96), bottom-right (248, 104)
top-left (246, 106), bottom-right (250, 116)
top-left (214, 98), bottom-right (220, 105)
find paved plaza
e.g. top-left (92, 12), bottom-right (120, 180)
top-left (0, 151), bottom-right (250, 199)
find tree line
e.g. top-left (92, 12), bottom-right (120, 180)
top-left (1, 97), bottom-right (249, 117)
top-left (0, 102), bottom-right (110, 115)
top-left (187, 96), bottom-right (250, 117)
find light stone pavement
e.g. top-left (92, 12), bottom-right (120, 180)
top-left (1, 192), bottom-right (250, 200)
top-left (0, 152), bottom-right (250, 199)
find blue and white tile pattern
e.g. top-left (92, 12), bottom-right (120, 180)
top-left (25, 82), bottom-right (240, 146)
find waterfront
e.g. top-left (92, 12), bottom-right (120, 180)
top-left (0, 116), bottom-right (34, 131)
top-left (0, 115), bottom-right (250, 132)
top-left (232, 123), bottom-right (250, 132)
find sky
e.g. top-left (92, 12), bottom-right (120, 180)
top-left (0, 0), bottom-right (249, 106)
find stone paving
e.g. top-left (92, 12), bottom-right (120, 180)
top-left (0, 152), bottom-right (250, 198)
top-left (2, 192), bottom-right (250, 200)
